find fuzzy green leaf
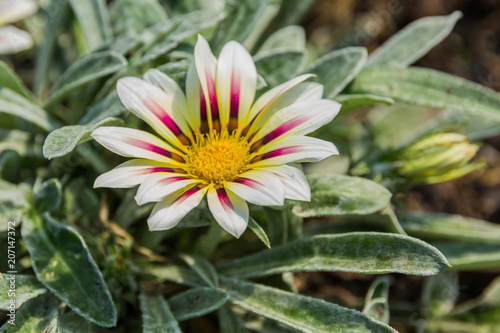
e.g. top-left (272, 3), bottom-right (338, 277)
top-left (0, 274), bottom-right (46, 310)
top-left (434, 242), bottom-right (500, 271)
top-left (168, 287), bottom-right (229, 321)
top-left (0, 60), bottom-right (35, 101)
top-left (335, 94), bottom-right (394, 113)
top-left (258, 25), bottom-right (306, 54)
top-left (305, 47), bottom-right (367, 98)
top-left (0, 180), bottom-right (29, 231)
top-left (33, 178), bottom-right (62, 213)
top-left (367, 11), bottom-right (462, 68)
top-left (292, 174), bottom-right (392, 217)
top-left (43, 117), bottom-right (123, 159)
top-left (248, 217), bottom-right (271, 249)
top-left (111, 0), bottom-right (168, 35)
top-left (139, 292), bottom-right (182, 333)
top-left (348, 67), bottom-right (500, 122)
top-left (69, 0), bottom-right (112, 51)
top-left (0, 129), bottom-right (44, 158)
top-left (44, 51), bottom-right (127, 107)
top-left (220, 278), bottom-right (398, 333)
top-left (21, 213), bottom-right (117, 327)
top-left (218, 232), bottom-right (450, 278)
top-left (255, 50), bottom-right (306, 88)
top-left (180, 254), bottom-right (219, 288)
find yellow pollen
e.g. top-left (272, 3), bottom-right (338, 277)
top-left (187, 130), bottom-right (250, 184)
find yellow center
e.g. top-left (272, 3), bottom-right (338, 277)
top-left (186, 130), bottom-right (250, 184)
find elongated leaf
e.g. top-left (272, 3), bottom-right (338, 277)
top-left (0, 293), bottom-right (58, 333)
top-left (218, 304), bottom-right (250, 333)
top-left (0, 61), bottom-right (34, 101)
top-left (180, 254), bottom-right (219, 288)
top-left (0, 274), bottom-right (46, 310)
top-left (348, 67), bottom-right (500, 122)
top-left (401, 213), bottom-right (500, 245)
top-left (43, 117), bottom-right (123, 159)
top-left (150, 265), bottom-right (204, 287)
top-left (33, 178), bottom-right (62, 213)
top-left (58, 311), bottom-right (109, 333)
top-left (248, 218), bottom-right (271, 249)
top-left (218, 232), bottom-right (449, 278)
top-left (367, 11), bottom-right (462, 68)
top-left (21, 213), bottom-right (117, 327)
top-left (69, 0), bottom-right (112, 51)
top-left (45, 51), bottom-right (127, 107)
top-left (140, 292), bottom-right (181, 333)
top-left (0, 129), bottom-right (44, 157)
top-left (434, 242), bottom-right (500, 271)
top-left (255, 50), bottom-right (306, 88)
top-left (112, 0), bottom-right (168, 35)
top-left (168, 287), bottom-right (229, 321)
top-left (421, 271), bottom-right (459, 318)
top-left (0, 87), bottom-right (61, 131)
top-left (258, 25), bottom-right (305, 54)
top-left (363, 277), bottom-right (391, 324)
top-left (335, 94), bottom-right (394, 113)
top-left (292, 174), bottom-right (392, 217)
top-left (221, 278), bottom-right (398, 333)
top-left (305, 47), bottom-right (367, 98)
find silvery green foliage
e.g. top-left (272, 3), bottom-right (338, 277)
top-left (1, 3), bottom-right (499, 332)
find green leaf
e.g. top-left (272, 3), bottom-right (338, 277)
top-left (69, 0), bottom-right (112, 51)
top-left (21, 213), bottom-right (117, 327)
top-left (363, 276), bottom-right (391, 324)
top-left (421, 271), bottom-right (459, 318)
top-left (366, 11), bottom-right (462, 68)
top-left (220, 278), bottom-right (398, 333)
top-left (0, 180), bottom-right (29, 231)
top-left (218, 304), bottom-right (250, 333)
top-left (0, 274), bottom-right (46, 310)
top-left (305, 47), bottom-right (367, 98)
top-left (255, 50), bottom-right (306, 88)
top-left (44, 51), bottom-right (127, 107)
top-left (0, 87), bottom-right (61, 132)
top-left (33, 178), bottom-right (62, 213)
top-left (217, 232), bottom-right (450, 278)
top-left (111, 0), bottom-right (168, 35)
top-left (43, 117), bottom-right (123, 159)
top-left (434, 242), bottom-right (500, 271)
top-left (0, 293), bottom-right (58, 333)
top-left (258, 25), bottom-right (306, 54)
top-left (211, 0), bottom-right (273, 52)
top-left (0, 60), bottom-right (35, 101)
top-left (58, 311), bottom-right (109, 333)
top-left (348, 67), bottom-right (500, 123)
top-left (150, 264), bottom-right (204, 288)
top-left (265, 207), bottom-right (302, 246)
top-left (335, 94), bottom-right (394, 114)
top-left (139, 292), bottom-right (182, 333)
top-left (248, 218), bottom-right (271, 249)
top-left (0, 129), bottom-right (44, 158)
top-left (168, 287), bottom-right (229, 321)
top-left (401, 213), bottom-right (500, 245)
top-left (180, 254), bottom-right (219, 288)
top-left (292, 174), bottom-right (392, 217)
top-left (79, 92), bottom-right (126, 125)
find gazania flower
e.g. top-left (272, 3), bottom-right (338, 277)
top-left (92, 36), bottom-right (340, 238)
top-left (0, 0), bottom-right (37, 55)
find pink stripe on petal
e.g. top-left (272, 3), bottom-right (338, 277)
top-left (234, 177), bottom-right (262, 188)
top-left (230, 71), bottom-right (240, 118)
top-left (260, 115), bottom-right (308, 144)
top-left (217, 188), bottom-right (234, 211)
top-left (160, 176), bottom-right (187, 184)
top-left (174, 186), bottom-right (203, 205)
top-left (144, 99), bottom-right (183, 136)
top-left (148, 167), bottom-right (175, 173)
top-left (128, 139), bottom-right (173, 158)
top-left (205, 70), bottom-right (220, 126)
top-left (260, 146), bottom-right (301, 160)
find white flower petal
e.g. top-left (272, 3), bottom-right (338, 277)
top-left (194, 35), bottom-right (219, 131)
top-left (0, 25), bottom-right (33, 54)
top-left (117, 77), bottom-right (192, 148)
top-left (135, 172), bottom-right (200, 205)
top-left (262, 165), bottom-right (311, 201)
top-left (251, 135), bottom-right (339, 166)
top-left (185, 60), bottom-right (202, 132)
top-left (143, 69), bottom-right (195, 129)
top-left (148, 186), bottom-right (208, 231)
top-left (216, 41), bottom-right (257, 131)
top-left (207, 187), bottom-right (249, 238)
top-left (94, 159), bottom-right (179, 188)
top-left (91, 127), bottom-right (184, 164)
top-left (250, 99), bottom-right (341, 146)
top-left (225, 169), bottom-right (285, 206)
top-left (0, 0), bottom-right (38, 26)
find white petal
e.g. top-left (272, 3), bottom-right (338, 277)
top-left (252, 135), bottom-right (339, 166)
top-left (0, 26), bottom-right (33, 54)
top-left (0, 0), bottom-right (38, 26)
top-left (207, 187), bottom-right (249, 238)
top-left (117, 77), bottom-right (192, 148)
top-left (246, 81), bottom-right (324, 135)
top-left (225, 169), bottom-right (285, 206)
top-left (194, 35), bottom-right (219, 131)
top-left (262, 165), bottom-right (311, 201)
top-left (250, 99), bottom-right (341, 146)
top-left (148, 186), bottom-right (208, 231)
top-left (143, 69), bottom-right (194, 129)
top-left (185, 60), bottom-right (202, 131)
top-left (243, 74), bottom-right (314, 129)
top-left (94, 159), bottom-right (178, 188)
top-left (91, 127), bottom-right (184, 164)
top-left (216, 41), bottom-right (257, 131)
top-left (135, 173), bottom-right (200, 205)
